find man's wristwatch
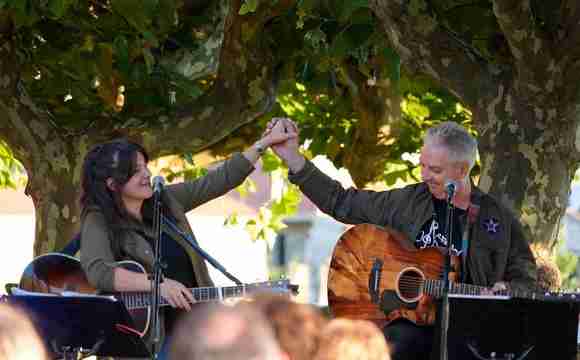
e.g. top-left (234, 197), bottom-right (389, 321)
top-left (255, 140), bottom-right (266, 155)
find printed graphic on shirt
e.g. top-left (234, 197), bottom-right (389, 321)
top-left (415, 218), bottom-right (463, 256)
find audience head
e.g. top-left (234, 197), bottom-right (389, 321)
top-left (251, 293), bottom-right (328, 360)
top-left (169, 302), bottom-right (283, 360)
top-left (314, 318), bottom-right (391, 360)
top-left (0, 303), bottom-right (48, 360)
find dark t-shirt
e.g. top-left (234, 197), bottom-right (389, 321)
top-left (414, 197), bottom-right (466, 255)
top-left (414, 197), bottom-right (470, 281)
top-left (146, 231), bottom-right (197, 334)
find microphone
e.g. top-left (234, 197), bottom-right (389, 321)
top-left (445, 180), bottom-right (457, 197)
top-left (152, 176), bottom-right (165, 194)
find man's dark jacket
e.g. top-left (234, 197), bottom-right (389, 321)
top-left (289, 160), bottom-right (537, 291)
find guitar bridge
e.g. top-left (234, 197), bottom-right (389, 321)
top-left (368, 259), bottom-right (383, 304)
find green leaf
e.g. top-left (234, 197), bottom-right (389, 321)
top-left (113, 36), bottom-right (130, 75)
top-left (171, 75), bottom-right (203, 100)
top-left (10, 0), bottom-right (39, 28)
top-left (349, 8), bottom-right (373, 25)
top-left (236, 178), bottom-right (256, 198)
top-left (382, 169), bottom-right (408, 186)
top-left (239, 0), bottom-right (258, 15)
top-left (224, 214), bottom-right (239, 226)
top-left (261, 151), bottom-right (283, 172)
top-left (304, 28), bottom-right (327, 50)
top-left (142, 31), bottom-right (159, 49)
top-left (384, 47), bottom-right (401, 82)
top-left (183, 153), bottom-right (194, 165)
top-left (328, 31), bottom-right (351, 57)
top-left (338, 0), bottom-right (369, 21)
top-left (112, 0), bottom-right (158, 34)
top-left (48, 0), bottom-right (76, 19)
top-left (157, 0), bottom-right (179, 34)
top-left (328, 24), bottom-right (374, 57)
top-left (142, 47), bottom-right (155, 74)
top-left (0, 140), bottom-right (25, 189)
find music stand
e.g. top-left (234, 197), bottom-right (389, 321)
top-left (6, 292), bottom-right (150, 359)
top-left (432, 294), bottom-right (579, 360)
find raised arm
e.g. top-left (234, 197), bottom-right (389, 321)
top-left (168, 123), bottom-right (296, 212)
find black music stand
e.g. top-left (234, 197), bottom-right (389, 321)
top-left (432, 294), bottom-right (579, 360)
top-left (6, 293), bottom-right (150, 359)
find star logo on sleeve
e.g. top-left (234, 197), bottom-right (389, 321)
top-left (482, 217), bottom-right (500, 235)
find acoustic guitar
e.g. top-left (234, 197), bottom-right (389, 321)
top-left (19, 253), bottom-right (298, 337)
top-left (327, 223), bottom-right (579, 329)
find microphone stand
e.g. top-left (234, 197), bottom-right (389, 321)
top-left (162, 216), bottom-right (243, 286)
top-left (439, 184), bottom-right (456, 360)
top-left (150, 187), bottom-right (165, 360)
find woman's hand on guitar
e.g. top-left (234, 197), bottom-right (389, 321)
top-left (160, 278), bottom-right (195, 311)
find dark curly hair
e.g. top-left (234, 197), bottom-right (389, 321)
top-left (80, 139), bottom-right (150, 253)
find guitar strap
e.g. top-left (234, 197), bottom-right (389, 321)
top-left (460, 190), bottom-right (481, 282)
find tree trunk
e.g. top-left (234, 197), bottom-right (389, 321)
top-left (474, 87), bottom-right (577, 246)
top-left (25, 140), bottom-right (84, 254)
top-left (337, 60), bottom-right (402, 187)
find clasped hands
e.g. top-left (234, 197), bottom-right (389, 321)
top-left (258, 117), bottom-right (299, 152)
top-left (262, 117), bottom-right (305, 172)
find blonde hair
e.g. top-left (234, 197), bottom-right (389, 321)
top-left (314, 319), bottom-right (391, 360)
top-left (0, 304), bottom-right (48, 360)
top-left (251, 293), bottom-right (328, 360)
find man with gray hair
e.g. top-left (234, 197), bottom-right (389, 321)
top-left (266, 119), bottom-right (537, 360)
top-left (169, 303), bottom-right (284, 360)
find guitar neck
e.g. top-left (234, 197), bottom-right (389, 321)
top-left (424, 279), bottom-right (494, 297)
top-left (117, 285), bottom-right (250, 310)
top-left (424, 279), bottom-right (572, 302)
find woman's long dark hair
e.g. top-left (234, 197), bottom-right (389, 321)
top-left (80, 139), bottom-right (149, 253)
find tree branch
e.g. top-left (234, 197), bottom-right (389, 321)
top-left (0, 37), bottom-right (61, 170)
top-left (491, 0), bottom-right (549, 61)
top-left (369, 0), bottom-right (495, 108)
top-left (554, 1), bottom-right (580, 97)
top-left (111, 0), bottom-right (293, 157)
top-left (558, 0), bottom-right (580, 45)
top-left (490, 0), bottom-right (568, 103)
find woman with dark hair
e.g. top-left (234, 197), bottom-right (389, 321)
top-left (79, 123), bottom-right (294, 358)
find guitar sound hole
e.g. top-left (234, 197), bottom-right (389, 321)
top-left (397, 268), bottom-right (424, 303)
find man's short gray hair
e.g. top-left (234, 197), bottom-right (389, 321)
top-left (424, 121), bottom-right (478, 169)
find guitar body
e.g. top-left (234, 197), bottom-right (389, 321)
top-left (328, 224), bottom-right (449, 328)
top-left (19, 253), bottom-right (97, 295)
top-left (19, 253), bottom-right (150, 336)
